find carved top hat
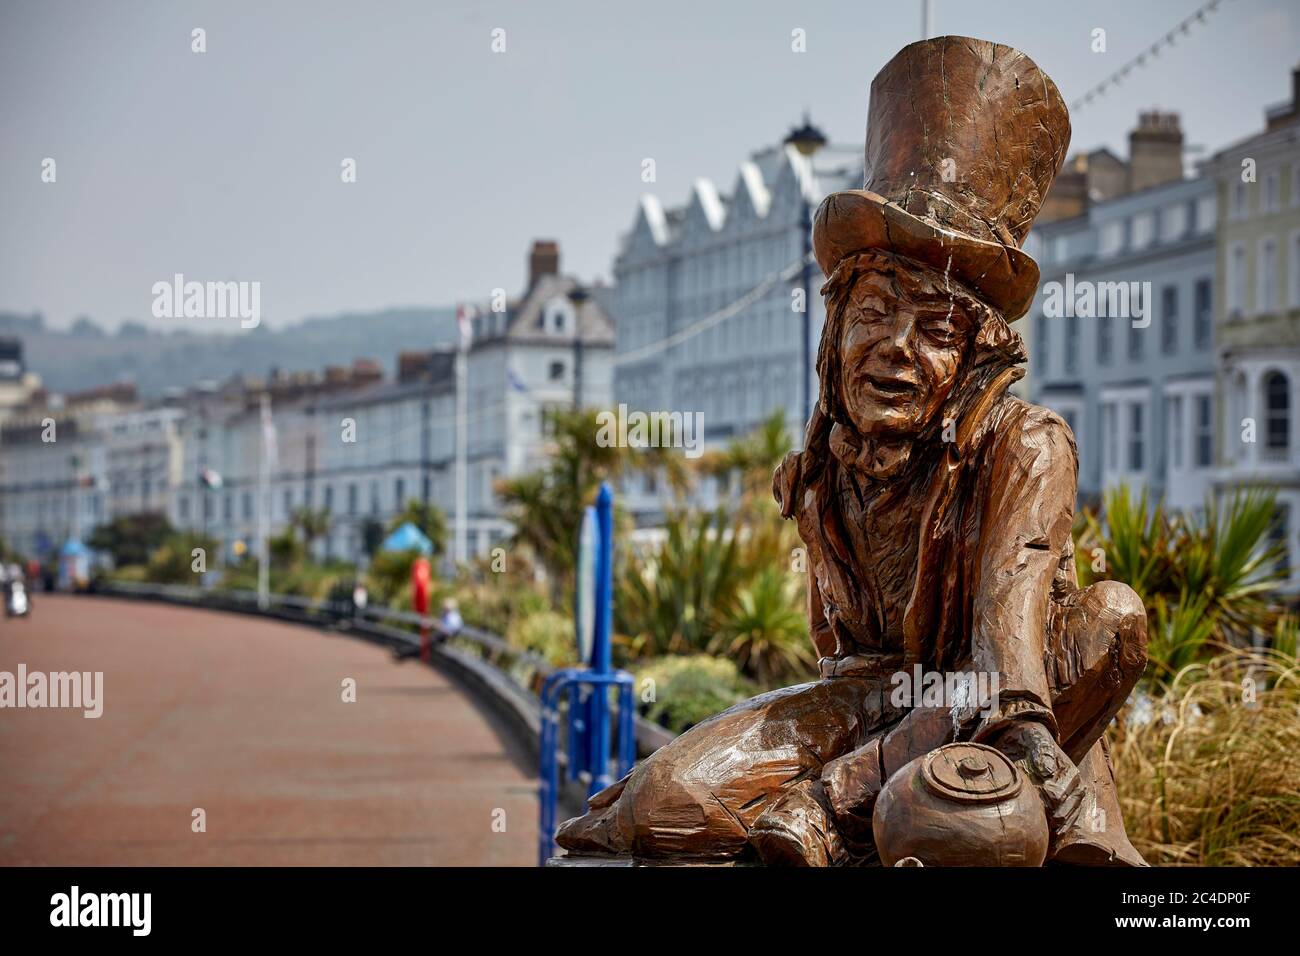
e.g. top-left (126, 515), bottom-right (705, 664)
top-left (813, 36), bottom-right (1071, 321)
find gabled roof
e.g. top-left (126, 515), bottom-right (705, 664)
top-left (617, 140), bottom-right (861, 261)
top-left (483, 273), bottom-right (614, 349)
top-left (730, 161), bottom-right (771, 221)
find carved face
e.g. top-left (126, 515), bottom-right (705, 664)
top-left (836, 265), bottom-right (975, 438)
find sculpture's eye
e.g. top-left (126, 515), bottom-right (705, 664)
top-left (852, 292), bottom-right (890, 316)
top-left (917, 309), bottom-right (962, 346)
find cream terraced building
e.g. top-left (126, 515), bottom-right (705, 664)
top-left (1205, 67), bottom-right (1300, 591)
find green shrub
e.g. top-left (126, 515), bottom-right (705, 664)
top-left (458, 576), bottom-right (549, 635)
top-left (507, 610), bottom-right (577, 667)
top-left (108, 563), bottom-right (149, 583)
top-left (366, 548), bottom-right (421, 605)
top-left (145, 531), bottom-right (218, 583)
top-left (635, 654), bottom-right (756, 734)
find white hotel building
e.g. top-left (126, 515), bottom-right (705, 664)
top-left (167, 240), bottom-right (614, 567)
top-left (612, 137), bottom-right (859, 523)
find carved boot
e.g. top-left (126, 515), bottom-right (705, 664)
top-left (748, 778), bottom-right (849, 866)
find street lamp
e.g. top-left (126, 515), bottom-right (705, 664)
top-left (783, 114), bottom-right (827, 429)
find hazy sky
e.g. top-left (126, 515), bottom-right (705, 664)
top-left (1, 0), bottom-right (1297, 332)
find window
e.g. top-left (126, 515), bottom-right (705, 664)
top-left (1064, 316), bottom-right (1078, 374)
top-left (223, 493), bottom-right (233, 521)
top-left (1128, 402), bottom-right (1145, 473)
top-left (1195, 193), bottom-right (1216, 233)
top-left (1258, 237), bottom-right (1278, 313)
top-left (179, 496), bottom-right (190, 521)
top-left (347, 483), bottom-right (358, 515)
top-left (1098, 315), bottom-right (1113, 365)
top-left (1194, 278), bottom-right (1212, 350)
top-left (243, 491), bottom-right (253, 520)
top-left (394, 477), bottom-right (405, 508)
top-left (1227, 243), bottom-right (1246, 316)
top-left (1160, 203), bottom-right (1188, 241)
top-left (1099, 220), bottom-right (1124, 256)
top-left (283, 488), bottom-right (292, 516)
top-left (1131, 212), bottom-right (1155, 249)
top-left (542, 298), bottom-right (574, 335)
top-left (1195, 394), bottom-right (1213, 468)
top-left (1128, 318), bottom-right (1144, 361)
top-left (1264, 169), bottom-right (1280, 213)
top-left (324, 485), bottom-right (334, 512)
top-left (549, 361), bottom-right (566, 382)
top-left (1035, 315), bottom-right (1049, 371)
top-left (369, 480), bottom-right (380, 515)
top-left (1161, 286), bottom-right (1178, 354)
top-left (1168, 395), bottom-right (1184, 469)
top-left (1232, 181), bottom-right (1249, 220)
top-left (1264, 371), bottom-right (1290, 458)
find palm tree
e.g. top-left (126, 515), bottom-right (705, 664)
top-left (697, 409), bottom-right (792, 514)
top-left (291, 506), bottom-right (331, 558)
top-left (495, 408), bottom-right (629, 596)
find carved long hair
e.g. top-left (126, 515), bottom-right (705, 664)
top-left (779, 249), bottom-right (1027, 513)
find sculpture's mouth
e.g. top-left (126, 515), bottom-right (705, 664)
top-left (864, 374), bottom-right (920, 398)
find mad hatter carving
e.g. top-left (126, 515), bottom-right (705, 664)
top-left (557, 36), bottom-right (1149, 866)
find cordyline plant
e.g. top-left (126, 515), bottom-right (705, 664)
top-left (1075, 484), bottom-right (1292, 684)
top-left (615, 410), bottom-right (817, 686)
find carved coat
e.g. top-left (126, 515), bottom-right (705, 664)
top-left (773, 369), bottom-right (1077, 745)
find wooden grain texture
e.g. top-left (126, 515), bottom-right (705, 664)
top-left (558, 35), bottom-right (1148, 867)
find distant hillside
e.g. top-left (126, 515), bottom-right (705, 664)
top-left (0, 308), bottom-right (458, 397)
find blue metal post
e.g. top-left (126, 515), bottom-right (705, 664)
top-left (590, 482), bottom-right (615, 796)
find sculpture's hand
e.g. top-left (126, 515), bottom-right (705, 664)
top-left (988, 719), bottom-right (1087, 857)
top-left (820, 705), bottom-right (953, 846)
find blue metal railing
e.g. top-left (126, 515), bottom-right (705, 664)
top-left (536, 482), bottom-right (637, 865)
top-left (538, 669), bottom-right (635, 866)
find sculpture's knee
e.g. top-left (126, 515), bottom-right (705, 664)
top-left (1052, 580), bottom-right (1148, 759)
top-left (1084, 579), bottom-right (1148, 691)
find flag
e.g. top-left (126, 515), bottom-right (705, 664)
top-left (507, 367), bottom-right (528, 393)
top-left (456, 303), bottom-right (473, 352)
top-left (199, 466), bottom-right (223, 489)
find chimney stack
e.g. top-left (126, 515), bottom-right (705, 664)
top-left (1268, 64), bottom-right (1300, 130)
top-left (1127, 111), bottom-right (1184, 192)
top-left (528, 240), bottom-right (560, 291)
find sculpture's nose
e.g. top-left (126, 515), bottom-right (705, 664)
top-left (874, 312), bottom-right (919, 370)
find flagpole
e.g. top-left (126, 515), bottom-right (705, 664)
top-left (258, 391), bottom-right (271, 609)
top-left (455, 305), bottom-right (469, 567)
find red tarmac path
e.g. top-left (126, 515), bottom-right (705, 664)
top-left (0, 595), bottom-right (537, 865)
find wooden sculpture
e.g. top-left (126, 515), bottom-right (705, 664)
top-left (557, 35), bottom-right (1149, 866)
